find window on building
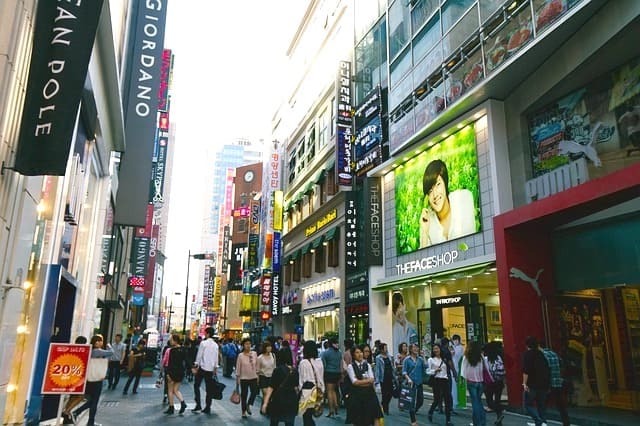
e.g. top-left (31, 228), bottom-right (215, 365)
top-left (411, 0), bottom-right (439, 34)
top-left (388, 0), bottom-right (411, 60)
top-left (284, 263), bottom-right (292, 286)
top-left (319, 109), bottom-right (329, 149)
top-left (303, 251), bottom-right (312, 278)
top-left (314, 245), bottom-right (326, 273)
top-left (296, 137), bottom-right (306, 174)
top-left (319, 176), bottom-right (327, 205)
top-left (327, 165), bottom-right (337, 196)
top-left (288, 149), bottom-right (297, 183)
top-left (328, 237), bottom-right (339, 267)
top-left (237, 218), bottom-right (247, 233)
top-left (354, 17), bottom-right (388, 105)
top-left (293, 258), bottom-right (301, 282)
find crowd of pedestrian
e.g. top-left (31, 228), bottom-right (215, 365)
top-left (55, 329), bottom-right (571, 426)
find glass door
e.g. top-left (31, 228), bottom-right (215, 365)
top-left (417, 308), bottom-right (432, 354)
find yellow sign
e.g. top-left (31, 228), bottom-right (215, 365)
top-left (213, 276), bottom-right (222, 311)
top-left (305, 208), bottom-right (337, 237)
top-left (273, 190), bottom-right (283, 231)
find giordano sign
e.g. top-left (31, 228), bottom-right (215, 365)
top-left (305, 208), bottom-right (337, 237)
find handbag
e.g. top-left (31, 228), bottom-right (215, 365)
top-left (211, 377), bottom-right (226, 400)
top-left (86, 358), bottom-right (108, 382)
top-left (398, 381), bottom-right (415, 411)
top-left (297, 359), bottom-right (324, 417)
top-left (482, 358), bottom-right (495, 386)
top-left (230, 384), bottom-right (241, 404)
top-left (426, 359), bottom-right (444, 387)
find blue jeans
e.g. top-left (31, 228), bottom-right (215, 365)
top-left (468, 381), bottom-right (486, 426)
top-left (524, 388), bottom-right (548, 426)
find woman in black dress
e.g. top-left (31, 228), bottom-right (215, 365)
top-left (164, 334), bottom-right (187, 415)
top-left (345, 345), bottom-right (383, 426)
top-left (263, 363), bottom-right (299, 426)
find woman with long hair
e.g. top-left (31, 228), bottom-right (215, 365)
top-left (426, 343), bottom-right (453, 426)
top-left (262, 363), bottom-right (300, 426)
top-left (164, 334), bottom-right (187, 414)
top-left (257, 341), bottom-right (276, 414)
top-left (483, 341), bottom-right (506, 425)
top-left (402, 343), bottom-right (426, 426)
top-left (70, 334), bottom-right (112, 426)
top-left (236, 338), bottom-right (259, 418)
top-left (374, 342), bottom-right (395, 415)
top-left (320, 337), bottom-right (342, 418)
top-left (395, 342), bottom-right (409, 375)
top-left (345, 345), bottom-right (383, 426)
top-left (461, 341), bottom-right (489, 426)
top-left (298, 340), bottom-right (325, 426)
top-left (362, 344), bottom-right (374, 365)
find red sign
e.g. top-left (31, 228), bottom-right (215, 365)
top-left (233, 207), bottom-right (250, 218)
top-left (42, 343), bottom-right (91, 394)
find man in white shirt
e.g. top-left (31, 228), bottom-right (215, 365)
top-left (192, 327), bottom-right (219, 414)
top-left (107, 334), bottom-right (126, 390)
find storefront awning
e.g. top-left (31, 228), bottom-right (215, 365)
top-left (324, 227), bottom-right (339, 242)
top-left (290, 250), bottom-right (301, 261)
top-left (301, 243), bottom-right (312, 255)
top-left (311, 235), bottom-right (325, 248)
top-left (302, 303), bottom-right (340, 316)
top-left (372, 259), bottom-right (495, 293)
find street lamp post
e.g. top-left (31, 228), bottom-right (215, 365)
top-left (184, 250), bottom-right (214, 340)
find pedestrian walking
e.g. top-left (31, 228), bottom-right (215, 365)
top-left (161, 341), bottom-right (171, 404)
top-left (298, 340), bottom-right (325, 426)
top-left (107, 334), bottom-right (126, 390)
top-left (223, 338), bottom-right (239, 377)
top-left (541, 343), bottom-right (569, 426)
top-left (61, 336), bottom-right (88, 424)
top-left (122, 340), bottom-right (146, 395)
top-left (320, 337), bottom-right (343, 418)
top-left (483, 341), bottom-right (506, 425)
top-left (263, 363), bottom-right (300, 426)
top-left (522, 336), bottom-right (550, 426)
top-left (163, 334), bottom-right (188, 415)
top-left (374, 342), bottom-right (395, 415)
top-left (394, 342), bottom-right (409, 377)
top-left (451, 334), bottom-right (466, 409)
top-left (427, 343), bottom-right (453, 426)
top-left (461, 341), bottom-right (489, 426)
top-left (70, 334), bottom-right (113, 426)
top-left (257, 341), bottom-right (277, 413)
top-left (236, 337), bottom-right (259, 418)
top-left (192, 326), bottom-right (219, 414)
top-left (402, 343), bottom-right (426, 426)
top-left (344, 344), bottom-right (383, 426)
top-left (277, 339), bottom-right (294, 367)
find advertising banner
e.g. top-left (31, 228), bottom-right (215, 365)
top-left (42, 344), bottom-right (91, 394)
top-left (335, 60), bottom-right (353, 186)
top-left (115, 0), bottom-right (169, 226)
top-left (354, 86), bottom-right (384, 176)
top-left (395, 124), bottom-right (480, 254)
top-left (261, 274), bottom-right (272, 306)
top-left (158, 49), bottom-right (173, 112)
top-left (271, 272), bottom-right (281, 317)
top-left (273, 190), bottom-right (284, 231)
top-left (213, 276), bottom-right (222, 311)
top-left (14, 0), bottom-right (104, 175)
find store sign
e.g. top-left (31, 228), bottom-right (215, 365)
top-left (305, 208), bottom-right (337, 237)
top-left (14, 0), bottom-right (104, 176)
top-left (303, 281), bottom-right (340, 310)
top-left (335, 60), bottom-right (353, 186)
top-left (213, 275), bottom-right (222, 312)
top-left (158, 49), bottom-right (172, 112)
top-left (115, 0), bottom-right (168, 226)
top-left (261, 275), bottom-right (272, 306)
top-left (271, 272), bottom-right (281, 317)
top-left (432, 294), bottom-right (473, 307)
top-left (345, 192), bottom-right (358, 272)
top-left (435, 296), bottom-right (462, 305)
top-left (395, 250), bottom-right (459, 275)
top-left (41, 344), bottom-right (91, 394)
top-left (272, 231), bottom-right (282, 273)
top-left (347, 286), bottom-right (368, 303)
top-left (365, 177), bottom-right (383, 265)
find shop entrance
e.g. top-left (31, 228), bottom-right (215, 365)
top-left (418, 294), bottom-right (487, 352)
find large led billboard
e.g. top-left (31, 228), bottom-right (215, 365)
top-left (395, 124), bottom-right (481, 255)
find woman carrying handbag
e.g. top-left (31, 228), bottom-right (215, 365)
top-left (298, 340), bottom-right (325, 426)
top-left (236, 338), bottom-right (259, 418)
top-left (426, 343), bottom-right (453, 426)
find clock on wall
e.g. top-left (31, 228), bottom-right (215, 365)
top-left (244, 170), bottom-right (254, 183)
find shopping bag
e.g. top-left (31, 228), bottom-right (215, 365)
top-left (397, 382), bottom-right (415, 411)
top-left (211, 378), bottom-right (226, 400)
top-left (456, 376), bottom-right (467, 408)
top-left (230, 385), bottom-right (241, 404)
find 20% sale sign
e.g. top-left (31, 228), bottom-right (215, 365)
top-left (42, 343), bottom-right (91, 394)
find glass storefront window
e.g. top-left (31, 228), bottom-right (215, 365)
top-left (389, 0), bottom-right (412, 60)
top-left (390, 48), bottom-right (413, 89)
top-left (413, 13), bottom-right (441, 64)
top-left (479, 0), bottom-right (504, 23)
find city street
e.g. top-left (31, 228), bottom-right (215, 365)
top-left (44, 371), bottom-right (543, 426)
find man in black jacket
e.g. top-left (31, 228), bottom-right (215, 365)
top-left (522, 336), bottom-right (550, 426)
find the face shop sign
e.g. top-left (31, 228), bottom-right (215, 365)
top-left (395, 250), bottom-right (459, 275)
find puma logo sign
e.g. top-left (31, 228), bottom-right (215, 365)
top-left (509, 267), bottom-right (543, 297)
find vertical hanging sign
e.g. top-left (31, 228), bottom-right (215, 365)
top-left (345, 192), bottom-right (358, 273)
top-left (335, 61), bottom-right (353, 186)
top-left (115, 0), bottom-right (169, 226)
top-left (14, 0), bottom-right (105, 175)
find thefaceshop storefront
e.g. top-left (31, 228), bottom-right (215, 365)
top-left (370, 102), bottom-right (513, 356)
